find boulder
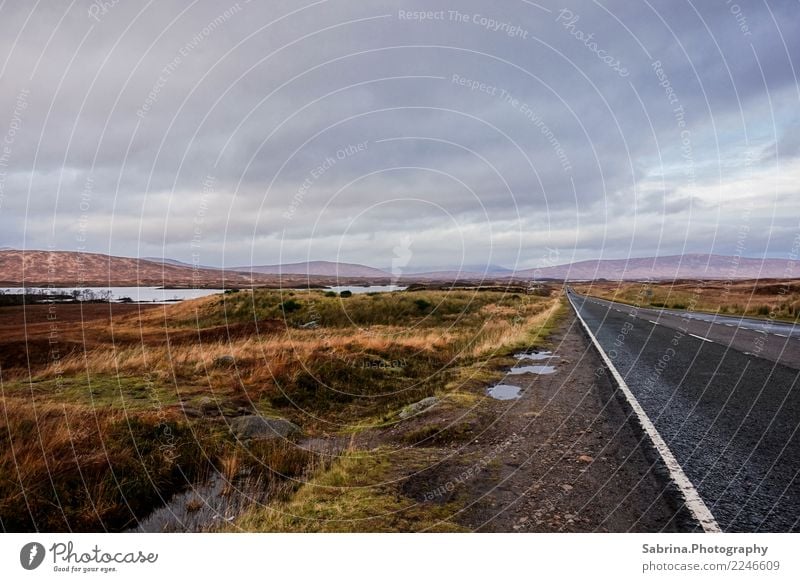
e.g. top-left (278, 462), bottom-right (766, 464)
top-left (230, 415), bottom-right (301, 441)
top-left (399, 396), bottom-right (439, 419)
top-left (198, 397), bottom-right (220, 416)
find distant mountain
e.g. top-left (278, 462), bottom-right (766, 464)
top-left (2, 250), bottom-right (796, 286)
top-left (0, 249), bottom-right (257, 286)
top-left (143, 256), bottom-right (223, 271)
top-left (512, 254), bottom-right (800, 281)
top-left (237, 260), bottom-right (391, 278)
top-left (400, 264), bottom-right (514, 278)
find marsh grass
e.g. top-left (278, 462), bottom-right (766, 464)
top-left (577, 280), bottom-right (800, 322)
top-left (1, 288), bottom-right (562, 531)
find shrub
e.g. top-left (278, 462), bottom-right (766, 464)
top-left (324, 291), bottom-right (337, 297)
top-left (280, 299), bottom-right (302, 313)
top-left (339, 290), bottom-right (353, 298)
top-left (414, 299), bottom-right (432, 312)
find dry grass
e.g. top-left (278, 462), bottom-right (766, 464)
top-left (575, 279), bottom-right (800, 322)
top-left (0, 287), bottom-right (564, 531)
top-left (0, 397), bottom-right (208, 531)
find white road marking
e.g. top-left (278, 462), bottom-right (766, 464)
top-left (775, 334), bottom-right (788, 338)
top-left (648, 320), bottom-right (659, 325)
top-left (567, 294), bottom-right (721, 533)
top-left (724, 324), bottom-right (734, 327)
top-left (689, 333), bottom-right (713, 343)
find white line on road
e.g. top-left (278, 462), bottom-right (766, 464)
top-left (648, 320), bottom-right (659, 325)
top-left (775, 334), bottom-right (788, 338)
top-left (567, 293), bottom-right (721, 533)
top-left (689, 333), bottom-right (714, 343)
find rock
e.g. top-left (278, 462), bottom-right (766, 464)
top-left (198, 397), bottom-right (219, 415)
top-left (560, 484), bottom-right (573, 492)
top-left (213, 355), bottom-right (235, 367)
top-left (180, 405), bottom-right (202, 418)
top-left (399, 397), bottom-right (439, 419)
top-left (578, 455), bottom-right (594, 463)
top-left (230, 415), bottom-right (301, 441)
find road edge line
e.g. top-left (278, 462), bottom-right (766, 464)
top-left (566, 291), bottom-right (721, 533)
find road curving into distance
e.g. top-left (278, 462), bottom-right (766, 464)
top-left (568, 289), bottom-right (800, 532)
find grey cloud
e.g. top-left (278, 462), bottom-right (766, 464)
top-left (0, 0), bottom-right (798, 268)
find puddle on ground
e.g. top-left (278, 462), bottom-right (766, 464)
top-left (488, 384), bottom-right (523, 400)
top-left (508, 365), bottom-right (557, 375)
top-left (130, 473), bottom-right (274, 532)
top-left (514, 350), bottom-right (559, 361)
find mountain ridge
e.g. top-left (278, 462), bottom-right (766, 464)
top-left (1, 249), bottom-right (797, 284)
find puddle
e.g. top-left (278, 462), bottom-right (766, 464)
top-left (488, 384), bottom-right (523, 400)
top-left (131, 472), bottom-right (275, 532)
top-left (508, 365), bottom-right (557, 375)
top-left (514, 350), bottom-right (559, 361)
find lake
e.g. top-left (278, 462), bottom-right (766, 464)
top-left (0, 287), bottom-right (225, 303)
top-left (0, 284), bottom-right (406, 303)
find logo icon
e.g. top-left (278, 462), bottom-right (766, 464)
top-left (20, 542), bottom-right (45, 570)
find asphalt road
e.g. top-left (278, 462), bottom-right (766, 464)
top-left (578, 295), bottom-right (800, 371)
top-left (569, 290), bottom-right (800, 532)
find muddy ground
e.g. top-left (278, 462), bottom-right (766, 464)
top-left (391, 311), bottom-right (697, 532)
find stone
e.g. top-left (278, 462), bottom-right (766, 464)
top-left (229, 415), bottom-right (301, 441)
top-left (399, 397), bottom-right (439, 419)
top-left (578, 455), bottom-right (594, 463)
top-left (198, 397), bottom-right (219, 415)
top-left (180, 405), bottom-right (202, 418)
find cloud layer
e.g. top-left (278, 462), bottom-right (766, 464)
top-left (0, 0), bottom-right (798, 271)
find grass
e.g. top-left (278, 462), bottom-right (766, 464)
top-left (0, 398), bottom-right (209, 531)
top-left (575, 280), bottom-right (800, 322)
top-left (232, 448), bottom-right (467, 532)
top-left (0, 287), bottom-right (565, 531)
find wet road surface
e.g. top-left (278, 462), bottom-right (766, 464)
top-left (569, 290), bottom-right (800, 532)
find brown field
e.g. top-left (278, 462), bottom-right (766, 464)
top-left (573, 278), bottom-right (800, 322)
top-left (0, 286), bottom-right (563, 531)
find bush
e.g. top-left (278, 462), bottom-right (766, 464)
top-left (281, 299), bottom-right (302, 313)
top-left (339, 290), bottom-right (353, 298)
top-left (414, 298), bottom-right (432, 312)
top-left (324, 291), bottom-right (337, 297)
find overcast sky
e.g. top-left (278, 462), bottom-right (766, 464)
top-left (0, 0), bottom-right (797, 271)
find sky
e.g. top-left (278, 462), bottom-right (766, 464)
top-left (0, 0), bottom-right (798, 272)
